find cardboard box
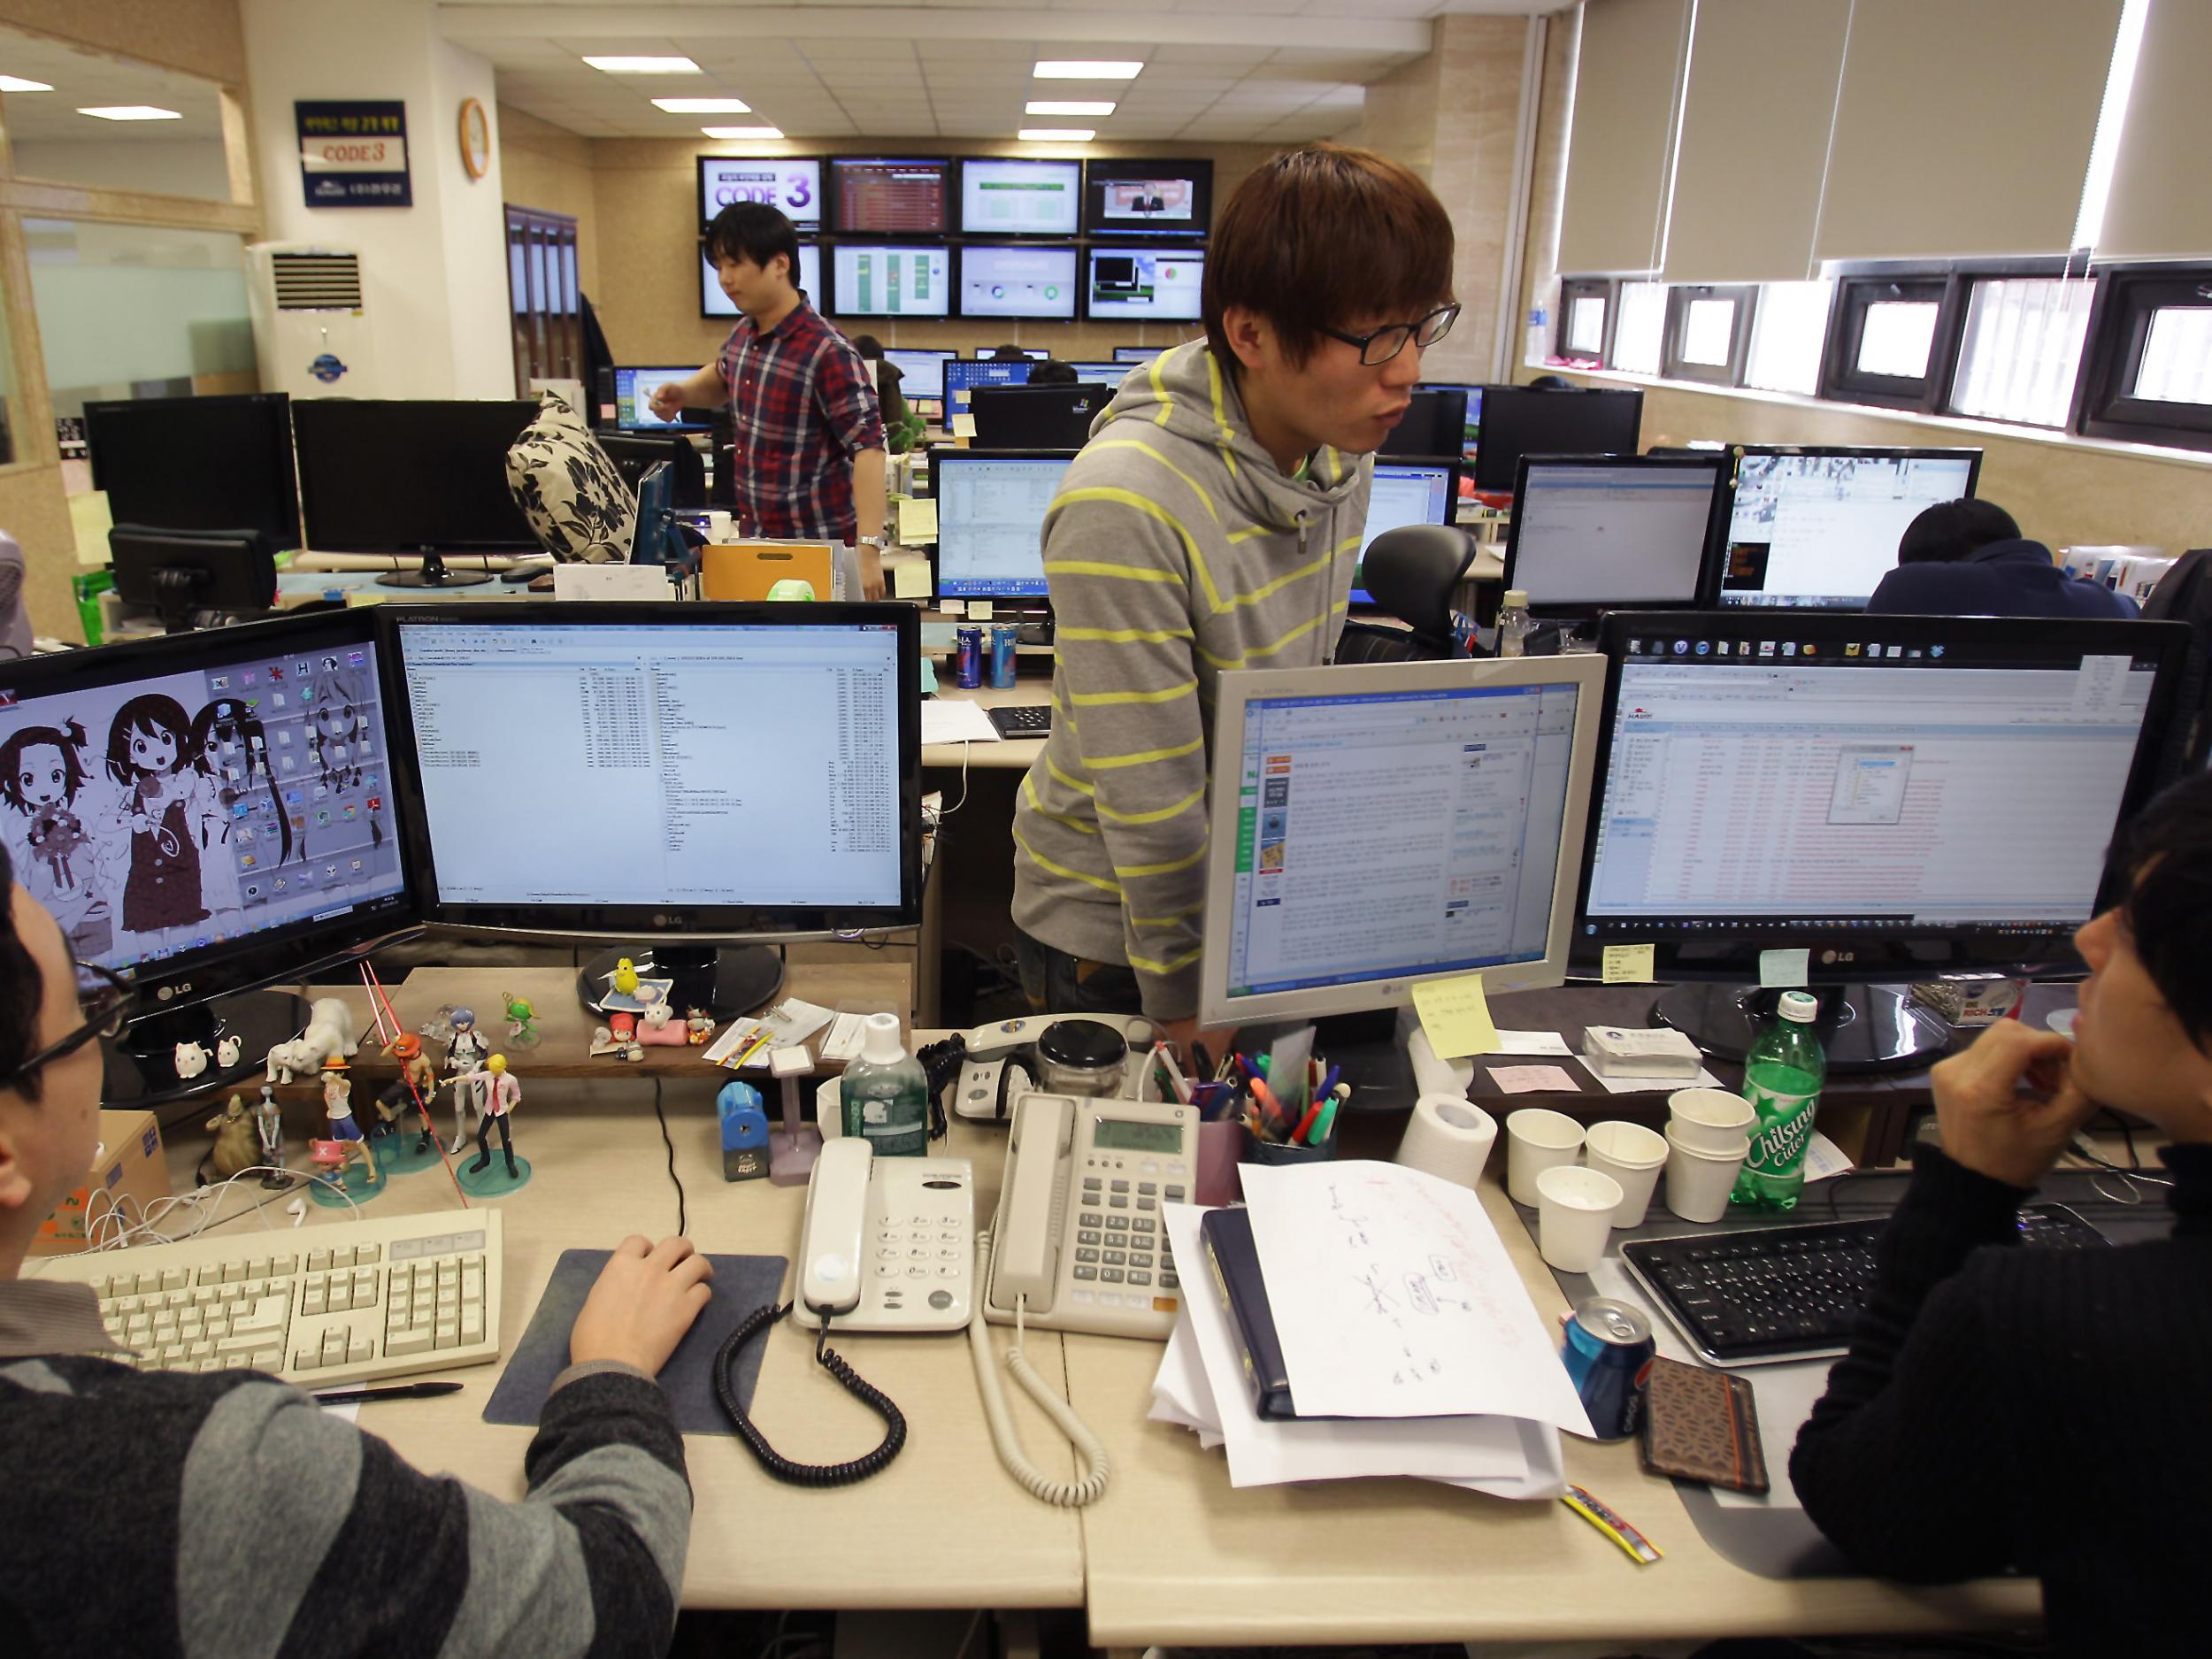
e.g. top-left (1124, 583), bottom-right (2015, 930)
top-left (31, 1110), bottom-right (169, 1256)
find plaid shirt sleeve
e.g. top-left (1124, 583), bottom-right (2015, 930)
top-left (810, 337), bottom-right (887, 457)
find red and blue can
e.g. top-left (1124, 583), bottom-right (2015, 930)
top-left (955, 626), bottom-right (983, 688)
top-left (1560, 1297), bottom-right (1655, 1440)
top-left (989, 625), bottom-right (1018, 688)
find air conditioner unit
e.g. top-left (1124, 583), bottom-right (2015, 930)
top-left (245, 243), bottom-right (382, 399)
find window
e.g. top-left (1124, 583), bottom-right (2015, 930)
top-left (1609, 280), bottom-right (1667, 376)
top-left (1745, 280), bottom-right (1832, 395)
top-left (1661, 284), bottom-right (1756, 385)
top-left (1818, 273), bottom-right (1962, 412)
top-left (2077, 266), bottom-right (2212, 450)
top-left (1948, 275), bottom-right (2096, 428)
top-left (1556, 277), bottom-right (1612, 365)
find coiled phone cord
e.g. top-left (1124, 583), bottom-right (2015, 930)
top-left (968, 1231), bottom-right (1111, 1508)
top-left (714, 1302), bottom-right (908, 1486)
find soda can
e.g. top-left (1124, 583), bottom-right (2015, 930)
top-left (1559, 1296), bottom-right (1655, 1440)
top-left (955, 626), bottom-right (983, 689)
top-left (988, 625), bottom-right (1018, 688)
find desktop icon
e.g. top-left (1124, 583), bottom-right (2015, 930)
top-left (1930, 645), bottom-right (1946, 658)
top-left (1759, 641), bottom-right (1777, 657)
top-left (1627, 640), bottom-right (1643, 655)
top-left (1845, 643), bottom-right (1861, 657)
top-left (1782, 642), bottom-right (1798, 657)
top-left (1694, 641), bottom-right (1710, 656)
top-left (1886, 645), bottom-right (1903, 658)
top-left (1674, 640), bottom-right (1689, 655)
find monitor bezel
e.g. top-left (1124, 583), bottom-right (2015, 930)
top-left (611, 364), bottom-right (718, 432)
top-left (1471, 383), bottom-right (1644, 492)
top-left (1081, 244), bottom-right (1206, 323)
top-left (952, 242), bottom-right (1082, 321)
top-left (1501, 452), bottom-right (1727, 615)
top-left (829, 155), bottom-right (954, 236)
top-left (878, 346), bottom-right (957, 403)
top-left (376, 602), bottom-right (925, 943)
top-left (292, 399), bottom-right (541, 555)
top-left (83, 392), bottom-right (303, 552)
top-left (700, 239), bottom-right (826, 319)
top-left (965, 382), bottom-right (1110, 450)
top-left (1080, 157), bottom-right (1213, 238)
top-left (1197, 654), bottom-right (1606, 1029)
top-left (923, 446), bottom-right (1077, 599)
top-left (1570, 609), bottom-right (2190, 983)
top-left (955, 156), bottom-right (1085, 238)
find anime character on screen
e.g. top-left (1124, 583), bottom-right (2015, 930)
top-left (104, 694), bottom-right (215, 941)
top-left (192, 695), bottom-right (294, 869)
top-left (304, 665), bottom-right (384, 856)
top-left (0, 716), bottom-right (114, 956)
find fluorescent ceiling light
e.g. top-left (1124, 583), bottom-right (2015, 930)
top-left (0, 76), bottom-right (53, 92)
top-left (1033, 61), bottom-right (1141, 81)
top-left (1026, 100), bottom-right (1115, 117)
top-left (703, 126), bottom-right (784, 140)
top-left (582, 55), bottom-right (701, 74)
top-left (78, 105), bottom-right (181, 121)
top-left (1018, 128), bottom-right (1095, 142)
top-left (654, 96), bottom-right (750, 113)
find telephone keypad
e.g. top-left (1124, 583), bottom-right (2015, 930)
top-left (1129, 1271), bottom-right (1152, 1286)
top-left (1078, 1230), bottom-right (1101, 1246)
top-left (795, 1156), bottom-right (972, 1335)
top-left (1105, 1215), bottom-right (1129, 1231)
top-left (1109, 1195), bottom-right (1129, 1209)
top-left (1079, 1210), bottom-right (1103, 1228)
top-left (1139, 1182), bottom-right (1157, 1195)
top-left (1073, 1265), bottom-right (1098, 1281)
top-left (1103, 1250), bottom-right (1126, 1265)
top-left (1132, 1217), bottom-right (1157, 1234)
top-left (1101, 1269), bottom-right (1125, 1284)
top-left (1076, 1248), bottom-right (1100, 1263)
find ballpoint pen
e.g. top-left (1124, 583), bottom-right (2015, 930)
top-left (312, 1381), bottom-right (464, 1406)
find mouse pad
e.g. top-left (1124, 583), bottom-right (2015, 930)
top-left (483, 1249), bottom-right (789, 1436)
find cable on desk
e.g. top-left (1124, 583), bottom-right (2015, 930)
top-left (714, 1302), bottom-right (907, 1486)
top-left (650, 1077), bottom-right (687, 1237)
top-left (967, 1231), bottom-right (1110, 1507)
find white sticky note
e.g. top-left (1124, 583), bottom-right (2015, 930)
top-left (1493, 1030), bottom-right (1573, 1056)
top-left (892, 561), bottom-right (932, 601)
top-left (1486, 1064), bottom-right (1578, 1095)
top-left (1759, 948), bottom-right (1810, 989)
top-left (1601, 943), bottom-right (1655, 984)
top-left (950, 413), bottom-right (979, 439)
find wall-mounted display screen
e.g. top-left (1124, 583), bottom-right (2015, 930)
top-left (702, 242), bottom-right (822, 317)
top-left (832, 243), bottom-right (949, 318)
top-left (832, 157), bottom-right (951, 234)
top-left (957, 244), bottom-right (1079, 320)
top-left (1082, 158), bottom-right (1212, 236)
top-left (697, 156), bottom-right (822, 229)
top-left (1085, 247), bottom-right (1205, 321)
top-left (958, 157), bottom-right (1081, 236)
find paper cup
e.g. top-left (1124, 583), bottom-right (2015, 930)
top-left (1663, 1125), bottom-right (1748, 1223)
top-left (1584, 1119), bottom-right (1671, 1227)
top-left (1505, 1108), bottom-right (1585, 1207)
top-left (1535, 1164), bottom-right (1624, 1273)
top-left (1669, 1087), bottom-right (1756, 1155)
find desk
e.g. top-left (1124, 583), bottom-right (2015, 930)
top-left (923, 683), bottom-right (1049, 772)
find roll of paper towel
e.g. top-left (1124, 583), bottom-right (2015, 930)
top-left (1395, 1093), bottom-right (1499, 1188)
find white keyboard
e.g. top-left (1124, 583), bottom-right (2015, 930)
top-left (36, 1205), bottom-right (503, 1390)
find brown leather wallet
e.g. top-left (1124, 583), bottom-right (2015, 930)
top-left (1639, 1356), bottom-right (1770, 1494)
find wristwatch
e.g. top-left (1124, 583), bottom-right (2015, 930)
top-left (857, 534), bottom-right (888, 549)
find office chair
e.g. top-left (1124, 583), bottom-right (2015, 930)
top-left (1333, 524), bottom-right (1480, 664)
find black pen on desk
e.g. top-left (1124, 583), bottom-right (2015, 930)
top-left (313, 1381), bottom-right (464, 1407)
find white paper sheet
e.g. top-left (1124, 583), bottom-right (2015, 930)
top-left (1492, 1030), bottom-right (1574, 1056)
top-left (1590, 1064), bottom-right (1724, 1095)
top-left (817, 1012), bottom-right (865, 1063)
top-left (1238, 1163), bottom-right (1594, 1434)
top-left (920, 698), bottom-right (1002, 745)
top-left (761, 998), bottom-right (834, 1047)
top-left (1801, 1131), bottom-right (1854, 1183)
top-left (1486, 1064), bottom-right (1580, 1094)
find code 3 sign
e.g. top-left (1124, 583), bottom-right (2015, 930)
top-left (297, 100), bottom-right (411, 207)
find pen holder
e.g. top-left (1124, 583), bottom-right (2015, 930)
top-left (1243, 1110), bottom-right (1340, 1168)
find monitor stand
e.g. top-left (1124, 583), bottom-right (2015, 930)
top-left (375, 549), bottom-right (495, 590)
top-left (101, 988), bottom-right (311, 1110)
top-left (573, 943), bottom-right (787, 1025)
top-left (1651, 983), bottom-right (1952, 1076)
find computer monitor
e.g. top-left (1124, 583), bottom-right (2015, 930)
top-left (1384, 388), bottom-right (1468, 465)
top-left (926, 449), bottom-right (1073, 603)
top-left (702, 242), bottom-right (823, 317)
top-left (1716, 446), bottom-right (1985, 610)
top-left (1083, 158), bottom-right (1212, 237)
top-left (595, 431), bottom-right (708, 512)
top-left (698, 155), bottom-right (823, 231)
top-left (971, 347), bottom-right (1048, 360)
top-left (1471, 384), bottom-right (1643, 492)
top-left (1418, 381), bottom-right (1484, 460)
top-left (957, 157), bottom-right (1081, 236)
top-left (880, 347), bottom-right (956, 402)
top-left (380, 603), bottom-right (923, 1018)
top-left (831, 157), bottom-right (951, 234)
top-left (612, 366), bottom-right (710, 431)
top-left (1353, 461), bottom-right (1460, 605)
top-left (1064, 362), bottom-right (1130, 386)
top-left (830, 243), bottom-right (949, 319)
top-left (84, 393), bottom-right (302, 551)
top-left (292, 400), bottom-right (540, 588)
top-left (968, 383), bottom-right (1110, 450)
top-left (0, 609), bottom-right (419, 1102)
top-left (108, 526), bottom-right (279, 634)
top-left (1114, 347), bottom-right (1168, 365)
top-left (942, 358), bottom-right (1031, 414)
top-left (1084, 247), bottom-right (1204, 322)
top-left (1500, 455), bottom-right (1726, 614)
top-left (1196, 655), bottom-right (1606, 1031)
top-left (956, 244), bottom-right (1079, 321)
top-left (1577, 610), bottom-right (2188, 1070)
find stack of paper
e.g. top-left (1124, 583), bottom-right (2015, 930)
top-left (1152, 1161), bottom-right (1591, 1498)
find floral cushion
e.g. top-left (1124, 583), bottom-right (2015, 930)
top-left (504, 391), bottom-right (635, 563)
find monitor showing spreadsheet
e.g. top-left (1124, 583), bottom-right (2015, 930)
top-left (1717, 447), bottom-right (1983, 609)
top-left (832, 157), bottom-right (950, 234)
top-left (957, 157), bottom-right (1081, 236)
top-left (927, 449), bottom-right (1072, 598)
top-left (880, 348), bottom-right (955, 402)
top-left (1501, 456), bottom-right (1724, 611)
top-left (831, 244), bottom-right (949, 318)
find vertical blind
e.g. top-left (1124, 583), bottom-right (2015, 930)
top-left (1555, 0), bottom-right (1690, 276)
top-left (2093, 0), bottom-right (2211, 260)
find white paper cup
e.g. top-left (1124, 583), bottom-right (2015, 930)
top-left (1584, 1119), bottom-right (1671, 1227)
top-left (1535, 1164), bottom-right (1624, 1273)
top-left (1505, 1108), bottom-right (1585, 1206)
top-left (1669, 1087), bottom-right (1756, 1155)
top-left (1663, 1125), bottom-right (1748, 1222)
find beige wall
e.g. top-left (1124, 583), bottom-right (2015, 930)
top-left (0, 0), bottom-right (246, 86)
top-left (498, 104), bottom-right (598, 303)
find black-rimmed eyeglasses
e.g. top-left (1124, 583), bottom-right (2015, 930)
top-left (0, 961), bottom-right (137, 1090)
top-left (1317, 303), bottom-right (1461, 366)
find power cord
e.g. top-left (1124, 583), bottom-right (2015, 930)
top-left (714, 1302), bottom-right (908, 1486)
top-left (967, 1230), bottom-right (1110, 1507)
top-left (650, 1076), bottom-right (687, 1235)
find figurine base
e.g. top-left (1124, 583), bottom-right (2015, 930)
top-left (305, 1156), bottom-right (387, 1207)
top-left (368, 1125), bottom-right (453, 1178)
top-left (768, 1125), bottom-right (823, 1186)
top-left (456, 1154), bottom-right (532, 1198)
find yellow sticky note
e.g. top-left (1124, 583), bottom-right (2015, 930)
top-left (891, 561), bottom-right (932, 601)
top-left (1410, 974), bottom-right (1502, 1061)
top-left (900, 497), bottom-right (939, 541)
top-left (1601, 943), bottom-right (1655, 985)
top-left (950, 413), bottom-right (979, 439)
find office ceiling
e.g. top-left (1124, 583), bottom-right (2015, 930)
top-left (0, 27), bottom-right (225, 143)
top-left (439, 1), bottom-right (1552, 142)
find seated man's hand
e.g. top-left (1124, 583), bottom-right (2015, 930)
top-left (1929, 1020), bottom-right (2098, 1190)
top-left (571, 1235), bottom-right (713, 1376)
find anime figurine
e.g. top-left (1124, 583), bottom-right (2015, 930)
top-left (105, 694), bottom-right (215, 941)
top-left (376, 1033), bottom-right (440, 1141)
top-left (254, 1084), bottom-right (289, 1188)
top-left (265, 995), bottom-right (359, 1084)
top-left (443, 1007), bottom-right (489, 1145)
top-left (317, 1056), bottom-right (377, 1186)
top-left (457, 1053), bottom-right (520, 1178)
top-left (503, 989), bottom-right (538, 1044)
top-left (218, 1033), bottom-right (243, 1070)
top-left (203, 1094), bottom-right (259, 1182)
top-left (685, 1008), bottom-right (715, 1046)
top-left (173, 1040), bottom-right (211, 1080)
top-left (612, 958), bottom-right (640, 997)
top-left (1, 717), bottom-right (112, 956)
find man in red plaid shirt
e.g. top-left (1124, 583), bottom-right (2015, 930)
top-left (654, 203), bottom-right (889, 596)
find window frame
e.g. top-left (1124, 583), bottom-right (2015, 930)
top-left (2073, 265), bottom-right (2212, 453)
top-left (1556, 276), bottom-right (1616, 367)
top-left (1661, 283), bottom-right (1758, 386)
top-left (1943, 266), bottom-right (2099, 431)
top-left (1817, 266), bottom-right (1967, 412)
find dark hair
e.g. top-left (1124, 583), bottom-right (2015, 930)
top-left (989, 345), bottom-right (1030, 363)
top-left (702, 202), bottom-right (801, 287)
top-left (0, 841), bottom-right (47, 1102)
top-left (104, 695), bottom-right (194, 787)
top-left (1898, 498), bottom-right (2021, 565)
top-left (192, 697), bottom-right (292, 867)
top-left (849, 334), bottom-right (885, 360)
top-left (0, 718), bottom-right (88, 814)
top-left (2108, 769), bottom-right (2212, 1054)
top-left (1203, 143), bottom-right (1454, 373)
top-left (1028, 359), bottom-right (1079, 386)
top-left (1526, 373), bottom-right (1577, 391)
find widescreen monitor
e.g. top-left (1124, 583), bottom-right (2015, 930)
top-left (969, 383), bottom-right (1109, 450)
top-left (702, 242), bottom-right (822, 317)
top-left (1382, 388), bottom-right (1468, 465)
top-left (1501, 455), bottom-right (1725, 613)
top-left (957, 157), bottom-right (1081, 236)
top-left (292, 400), bottom-right (540, 565)
top-left (1577, 611), bottom-right (2187, 1068)
top-left (1085, 247), bottom-right (1204, 322)
top-left (972, 347), bottom-right (1048, 360)
top-left (1197, 655), bottom-right (1605, 1030)
top-left (831, 243), bottom-right (949, 319)
top-left (880, 347), bottom-right (956, 402)
top-left (942, 357), bottom-right (1031, 412)
top-left (1717, 447), bottom-right (1983, 610)
top-left (927, 449), bottom-right (1073, 600)
top-left (1083, 158), bottom-right (1212, 236)
top-left (1064, 362), bottom-right (1131, 386)
top-left (697, 156), bottom-right (822, 230)
top-left (85, 393), bottom-right (302, 550)
top-left (1471, 384), bottom-right (1642, 492)
top-left (1353, 461), bottom-right (1458, 605)
top-left (832, 157), bottom-right (951, 234)
top-left (613, 365), bottom-right (710, 430)
top-left (1418, 380), bottom-right (1484, 459)
top-left (1114, 347), bottom-right (1169, 364)
top-left (956, 244), bottom-right (1079, 321)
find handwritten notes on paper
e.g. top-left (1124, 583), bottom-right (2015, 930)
top-left (1601, 943), bottom-right (1655, 984)
top-left (1410, 974), bottom-right (1501, 1060)
top-left (1759, 948), bottom-right (1810, 989)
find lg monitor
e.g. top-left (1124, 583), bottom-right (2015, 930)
top-left (84, 393), bottom-right (302, 551)
top-left (968, 383), bottom-right (1109, 450)
top-left (831, 157), bottom-right (951, 234)
top-left (1500, 455), bottom-right (1726, 613)
top-left (1382, 388), bottom-right (1469, 465)
top-left (1418, 381), bottom-right (1484, 460)
top-left (1717, 446), bottom-right (1984, 610)
top-left (1353, 461), bottom-right (1459, 605)
top-left (926, 449), bottom-right (1073, 603)
top-left (613, 365), bottom-right (710, 430)
top-left (1196, 654), bottom-right (1605, 1031)
top-left (1083, 158), bottom-right (1212, 237)
top-left (1576, 611), bottom-right (2188, 1070)
top-left (1471, 384), bottom-right (1643, 492)
top-left (956, 244), bottom-right (1079, 321)
top-left (957, 157), bottom-right (1081, 236)
top-left (698, 156), bottom-right (822, 230)
top-left (942, 358), bottom-right (1031, 413)
top-left (381, 603), bottom-right (923, 1018)
top-left (1085, 247), bottom-right (1204, 322)
top-left (702, 242), bottom-right (822, 317)
top-left (879, 347), bottom-right (956, 403)
top-left (830, 243), bottom-right (949, 319)
top-left (1114, 347), bottom-right (1169, 364)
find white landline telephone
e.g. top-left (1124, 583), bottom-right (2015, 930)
top-left (951, 1011), bottom-right (1160, 1121)
top-left (790, 1137), bottom-right (974, 1333)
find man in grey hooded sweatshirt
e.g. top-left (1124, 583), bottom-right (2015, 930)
top-left (1011, 144), bottom-right (1460, 1050)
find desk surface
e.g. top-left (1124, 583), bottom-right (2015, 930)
top-left (924, 683), bottom-right (1049, 772)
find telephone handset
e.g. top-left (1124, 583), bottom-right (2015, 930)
top-left (791, 1137), bottom-right (974, 1333)
top-left (952, 1012), bottom-right (1160, 1121)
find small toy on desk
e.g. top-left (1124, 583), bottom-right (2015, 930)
top-left (612, 957), bottom-right (640, 996)
top-left (319, 1056), bottom-right (377, 1186)
top-left (265, 995), bottom-right (360, 1083)
top-left (718, 1079), bottom-right (771, 1180)
top-left (459, 1054), bottom-right (521, 1179)
top-left (174, 1039), bottom-right (211, 1080)
top-left (685, 1007), bottom-right (715, 1045)
top-left (766, 1045), bottom-right (822, 1183)
top-left (373, 1033), bottom-right (438, 1137)
top-left (218, 1033), bottom-right (242, 1070)
top-left (253, 1085), bottom-right (290, 1188)
top-left (588, 1023), bottom-right (644, 1062)
top-left (202, 1092), bottom-right (259, 1182)
top-left (503, 988), bottom-right (540, 1045)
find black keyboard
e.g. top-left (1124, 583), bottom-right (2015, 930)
top-left (1621, 1205), bottom-right (2108, 1366)
top-left (988, 704), bottom-right (1052, 738)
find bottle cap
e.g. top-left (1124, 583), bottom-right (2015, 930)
top-left (859, 1010), bottom-right (905, 1064)
top-left (1778, 990), bottom-right (1818, 1024)
top-left (1502, 588), bottom-right (1528, 609)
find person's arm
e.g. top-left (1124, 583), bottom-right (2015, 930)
top-left (649, 364), bottom-right (724, 423)
top-left (815, 343), bottom-right (889, 595)
top-left (852, 448), bottom-right (887, 600)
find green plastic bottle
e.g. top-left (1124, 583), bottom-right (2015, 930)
top-left (1732, 989), bottom-right (1825, 1212)
top-left (840, 1012), bottom-right (930, 1158)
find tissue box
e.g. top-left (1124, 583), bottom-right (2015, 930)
top-left (1580, 1025), bottom-right (1704, 1079)
top-left (32, 1110), bottom-right (168, 1256)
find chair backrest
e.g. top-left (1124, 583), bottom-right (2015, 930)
top-left (1358, 523), bottom-right (1478, 654)
top-left (2143, 548), bottom-right (2212, 782)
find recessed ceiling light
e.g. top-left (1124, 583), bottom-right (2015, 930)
top-left (1033, 61), bottom-right (1142, 81)
top-left (1018, 128), bottom-right (1095, 142)
top-left (582, 55), bottom-right (702, 74)
top-left (1025, 100), bottom-right (1115, 117)
top-left (703, 126), bottom-right (784, 140)
top-left (78, 105), bottom-right (181, 121)
top-left (654, 96), bottom-right (751, 114)
top-left (0, 76), bottom-right (53, 93)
